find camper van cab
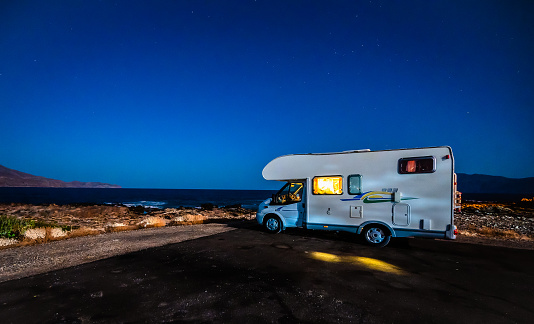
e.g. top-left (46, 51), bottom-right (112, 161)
top-left (256, 146), bottom-right (458, 247)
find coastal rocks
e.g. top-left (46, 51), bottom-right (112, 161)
top-left (456, 203), bottom-right (534, 239)
top-left (169, 214), bottom-right (208, 225)
top-left (138, 216), bottom-right (166, 228)
top-left (152, 208), bottom-right (210, 225)
top-left (462, 204), bottom-right (514, 214)
top-left (23, 227), bottom-right (68, 240)
top-left (0, 204), bottom-right (136, 228)
top-left (105, 222), bottom-right (128, 229)
top-left (0, 238), bottom-right (18, 247)
top-left (50, 227), bottom-right (68, 238)
top-left (104, 222), bottom-right (138, 233)
top-left (0, 204), bottom-right (255, 230)
top-left (0, 203), bottom-right (255, 249)
top-left (24, 228), bottom-right (46, 240)
top-left (0, 201), bottom-right (532, 251)
top-left (68, 227), bottom-right (102, 238)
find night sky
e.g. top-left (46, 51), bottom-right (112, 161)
top-left (1, 0), bottom-right (533, 189)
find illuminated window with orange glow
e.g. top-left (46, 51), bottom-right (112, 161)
top-left (313, 176), bottom-right (343, 195)
top-left (398, 157), bottom-right (435, 174)
top-left (406, 160), bottom-right (416, 173)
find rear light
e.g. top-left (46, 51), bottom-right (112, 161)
top-left (454, 229), bottom-right (458, 235)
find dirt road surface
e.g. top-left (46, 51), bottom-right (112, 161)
top-left (0, 223), bottom-right (235, 283)
top-left (1, 221), bottom-right (533, 323)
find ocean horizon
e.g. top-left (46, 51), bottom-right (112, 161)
top-left (0, 188), bottom-right (530, 211)
top-left (0, 187), bottom-right (277, 210)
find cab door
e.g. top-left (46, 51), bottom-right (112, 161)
top-left (296, 181), bottom-right (307, 227)
top-left (271, 181), bottom-right (305, 228)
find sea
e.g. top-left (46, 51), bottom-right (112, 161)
top-left (0, 188), bottom-right (530, 210)
top-left (0, 188), bottom-right (277, 210)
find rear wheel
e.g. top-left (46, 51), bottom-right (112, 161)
top-left (362, 225), bottom-right (391, 247)
top-left (264, 215), bottom-right (282, 234)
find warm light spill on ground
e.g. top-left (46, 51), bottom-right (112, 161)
top-left (309, 251), bottom-right (406, 275)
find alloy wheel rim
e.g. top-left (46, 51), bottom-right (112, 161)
top-left (266, 218), bottom-right (279, 231)
top-left (366, 228), bottom-right (385, 243)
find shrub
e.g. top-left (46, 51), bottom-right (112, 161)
top-left (477, 227), bottom-right (520, 239)
top-left (0, 215), bottom-right (35, 239)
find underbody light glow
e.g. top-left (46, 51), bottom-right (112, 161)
top-left (309, 251), bottom-right (406, 275)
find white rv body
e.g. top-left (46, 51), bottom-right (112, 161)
top-left (256, 146), bottom-right (457, 246)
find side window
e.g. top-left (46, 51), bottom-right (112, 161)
top-left (398, 156), bottom-right (435, 174)
top-left (313, 176), bottom-right (343, 195)
top-left (348, 174), bottom-right (362, 195)
top-left (288, 182), bottom-right (304, 202)
top-left (272, 182), bottom-right (303, 205)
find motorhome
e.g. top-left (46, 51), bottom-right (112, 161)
top-left (256, 146), bottom-right (458, 247)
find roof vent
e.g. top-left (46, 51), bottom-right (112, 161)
top-left (342, 149), bottom-right (371, 153)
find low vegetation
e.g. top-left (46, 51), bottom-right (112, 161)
top-left (0, 215), bottom-right (32, 239)
top-left (1, 201), bottom-right (532, 249)
top-left (0, 204), bottom-right (255, 248)
top-left (0, 215), bottom-right (65, 240)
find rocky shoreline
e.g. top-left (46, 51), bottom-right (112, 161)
top-left (455, 202), bottom-right (534, 238)
top-left (0, 203), bottom-right (255, 248)
top-left (1, 201), bottom-right (533, 249)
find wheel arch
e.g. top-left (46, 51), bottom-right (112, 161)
top-left (263, 212), bottom-right (286, 230)
top-left (357, 221), bottom-right (396, 237)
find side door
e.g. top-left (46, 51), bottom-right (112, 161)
top-left (306, 175), bottom-right (346, 227)
top-left (392, 203), bottom-right (410, 226)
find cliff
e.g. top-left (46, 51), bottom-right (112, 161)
top-left (0, 165), bottom-right (121, 188)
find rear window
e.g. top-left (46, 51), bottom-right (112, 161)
top-left (398, 156), bottom-right (435, 174)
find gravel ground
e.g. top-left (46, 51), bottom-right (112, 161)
top-left (453, 234), bottom-right (534, 250)
top-left (456, 205), bottom-right (534, 236)
top-left (456, 202), bottom-right (534, 235)
top-left (1, 203), bottom-right (533, 284)
top-left (0, 223), bottom-right (235, 283)
top-left (452, 202), bottom-right (534, 250)
top-left (1, 220), bottom-right (533, 285)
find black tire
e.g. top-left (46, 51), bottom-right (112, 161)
top-left (263, 215), bottom-right (282, 234)
top-left (361, 225), bottom-right (391, 247)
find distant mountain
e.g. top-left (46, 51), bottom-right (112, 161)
top-left (456, 173), bottom-right (534, 194)
top-left (0, 165), bottom-right (121, 188)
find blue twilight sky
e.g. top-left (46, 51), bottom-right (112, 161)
top-left (1, 0), bottom-right (533, 189)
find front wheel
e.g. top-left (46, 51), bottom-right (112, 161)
top-left (362, 226), bottom-right (391, 247)
top-left (263, 215), bottom-right (282, 234)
